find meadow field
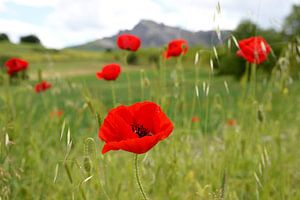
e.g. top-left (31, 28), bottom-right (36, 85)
top-left (0, 40), bottom-right (300, 200)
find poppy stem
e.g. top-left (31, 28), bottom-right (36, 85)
top-left (110, 82), bottom-right (116, 106)
top-left (251, 64), bottom-right (257, 98)
top-left (242, 62), bottom-right (250, 99)
top-left (139, 70), bottom-right (143, 100)
top-left (38, 68), bottom-right (42, 82)
top-left (123, 52), bottom-right (132, 103)
top-left (134, 154), bottom-right (148, 200)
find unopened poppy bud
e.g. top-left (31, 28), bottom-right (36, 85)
top-left (257, 109), bottom-right (264, 123)
top-left (144, 77), bottom-right (150, 87)
top-left (83, 156), bottom-right (92, 173)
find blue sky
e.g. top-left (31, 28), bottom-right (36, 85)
top-left (0, 0), bottom-right (298, 48)
top-left (1, 2), bottom-right (52, 25)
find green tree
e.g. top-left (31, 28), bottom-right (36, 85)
top-left (232, 20), bottom-right (259, 39)
top-left (216, 20), bottom-right (284, 78)
top-left (283, 5), bottom-right (300, 38)
top-left (0, 33), bottom-right (10, 42)
top-left (20, 34), bottom-right (41, 44)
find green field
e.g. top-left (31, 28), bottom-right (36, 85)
top-left (0, 42), bottom-right (300, 199)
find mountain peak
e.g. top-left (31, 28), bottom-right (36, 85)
top-left (138, 19), bottom-right (158, 25)
top-left (69, 19), bottom-right (231, 51)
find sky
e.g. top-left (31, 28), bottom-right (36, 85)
top-left (0, 0), bottom-right (298, 48)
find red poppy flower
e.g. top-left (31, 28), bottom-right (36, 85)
top-left (96, 63), bottom-right (121, 81)
top-left (99, 102), bottom-right (173, 154)
top-left (163, 39), bottom-right (188, 59)
top-left (236, 36), bottom-right (271, 64)
top-left (116, 34), bottom-right (141, 52)
top-left (35, 81), bottom-right (52, 93)
top-left (4, 58), bottom-right (29, 75)
top-left (192, 116), bottom-right (201, 123)
top-left (227, 119), bottom-right (237, 126)
top-left (50, 110), bottom-right (63, 118)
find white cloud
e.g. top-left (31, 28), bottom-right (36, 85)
top-left (0, 0), bottom-right (59, 7)
top-left (0, 0), bottom-right (298, 48)
top-left (48, 0), bottom-right (164, 31)
top-left (0, 19), bottom-right (61, 47)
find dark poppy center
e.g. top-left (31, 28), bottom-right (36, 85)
top-left (131, 123), bottom-right (152, 138)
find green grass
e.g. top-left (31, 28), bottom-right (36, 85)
top-left (0, 43), bottom-right (300, 199)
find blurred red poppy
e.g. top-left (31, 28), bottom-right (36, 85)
top-left (236, 36), bottom-right (271, 64)
top-left (192, 116), bottom-right (201, 123)
top-left (96, 63), bottom-right (121, 81)
top-left (99, 102), bottom-right (173, 154)
top-left (117, 34), bottom-right (141, 52)
top-left (50, 110), bottom-right (63, 118)
top-left (227, 119), bottom-right (237, 126)
top-left (35, 81), bottom-right (52, 93)
top-left (4, 58), bottom-right (29, 75)
top-left (163, 39), bottom-right (188, 59)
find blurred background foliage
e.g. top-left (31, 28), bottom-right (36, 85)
top-left (215, 4), bottom-right (300, 79)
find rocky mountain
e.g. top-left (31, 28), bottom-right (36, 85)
top-left (70, 20), bottom-right (231, 51)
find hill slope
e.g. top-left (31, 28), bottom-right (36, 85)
top-left (70, 20), bottom-right (231, 51)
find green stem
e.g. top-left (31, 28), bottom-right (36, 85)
top-left (140, 70), bottom-right (144, 101)
top-left (251, 63), bottom-right (257, 98)
top-left (204, 89), bottom-right (209, 135)
top-left (123, 52), bottom-right (132, 103)
top-left (204, 59), bottom-right (213, 135)
top-left (175, 55), bottom-right (185, 125)
top-left (134, 154), bottom-right (148, 200)
top-left (190, 52), bottom-right (200, 129)
top-left (177, 55), bottom-right (184, 85)
top-left (126, 73), bottom-right (132, 103)
top-left (242, 62), bottom-right (250, 101)
top-left (110, 82), bottom-right (116, 107)
top-left (38, 68), bottom-right (43, 82)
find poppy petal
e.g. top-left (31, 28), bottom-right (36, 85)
top-left (102, 134), bottom-right (161, 154)
top-left (99, 106), bottom-right (137, 142)
top-left (96, 63), bottom-right (121, 81)
top-left (237, 36), bottom-right (271, 64)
